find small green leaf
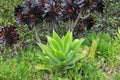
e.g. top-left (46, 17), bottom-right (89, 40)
top-left (35, 65), bottom-right (51, 71)
top-left (89, 40), bottom-right (98, 59)
top-left (64, 64), bottom-right (75, 69)
top-left (71, 39), bottom-right (84, 52)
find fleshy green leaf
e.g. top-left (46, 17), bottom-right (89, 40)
top-left (63, 30), bottom-right (73, 55)
top-left (89, 40), bottom-right (97, 59)
top-left (67, 47), bottom-right (88, 65)
top-left (39, 44), bottom-right (61, 64)
top-left (54, 50), bottom-right (65, 61)
top-left (71, 39), bottom-right (84, 52)
top-left (64, 51), bottom-right (75, 64)
top-left (47, 36), bottom-right (63, 52)
top-left (53, 30), bottom-right (64, 51)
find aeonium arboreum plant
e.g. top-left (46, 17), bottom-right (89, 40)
top-left (0, 26), bottom-right (19, 47)
top-left (37, 30), bottom-right (89, 70)
top-left (15, 0), bottom-right (105, 30)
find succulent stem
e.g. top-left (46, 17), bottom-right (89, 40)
top-left (34, 25), bottom-right (41, 43)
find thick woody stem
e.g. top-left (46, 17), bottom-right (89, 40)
top-left (71, 12), bottom-right (82, 32)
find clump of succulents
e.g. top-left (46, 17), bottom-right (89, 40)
top-left (14, 0), bottom-right (104, 30)
top-left (0, 26), bottom-right (19, 47)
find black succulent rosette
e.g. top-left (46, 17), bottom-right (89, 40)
top-left (64, 0), bottom-right (85, 9)
top-left (0, 26), bottom-right (19, 47)
top-left (83, 15), bottom-right (95, 30)
top-left (23, 6), bottom-right (44, 29)
top-left (74, 24), bottom-right (84, 32)
top-left (61, 0), bottom-right (83, 22)
top-left (43, 0), bottom-right (62, 23)
top-left (95, 0), bottom-right (104, 13)
top-left (15, 0), bottom-right (44, 29)
top-left (81, 0), bottom-right (104, 13)
top-left (73, 23), bottom-right (85, 38)
top-left (14, 5), bottom-right (24, 25)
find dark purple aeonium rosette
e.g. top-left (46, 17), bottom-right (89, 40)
top-left (80, 0), bottom-right (104, 13)
top-left (95, 0), bottom-right (104, 13)
top-left (61, 0), bottom-right (84, 22)
top-left (0, 26), bottom-right (19, 47)
top-left (43, 0), bottom-right (62, 23)
top-left (83, 15), bottom-right (95, 30)
top-left (14, 5), bottom-right (24, 25)
top-left (22, 5), bottom-right (44, 29)
top-left (15, 0), bottom-right (44, 29)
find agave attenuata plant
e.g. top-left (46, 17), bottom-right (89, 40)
top-left (38, 30), bottom-right (89, 70)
